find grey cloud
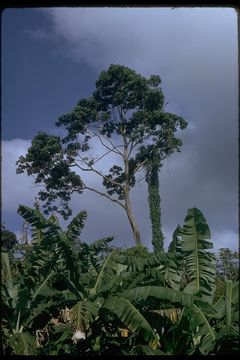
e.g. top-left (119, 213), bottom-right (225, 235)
top-left (43, 7), bottom-right (238, 250)
top-left (3, 8), bottom-right (237, 251)
top-left (2, 139), bottom-right (38, 214)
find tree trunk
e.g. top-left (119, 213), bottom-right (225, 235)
top-left (146, 160), bottom-right (164, 252)
top-left (125, 191), bottom-right (142, 247)
top-left (123, 132), bottom-right (142, 247)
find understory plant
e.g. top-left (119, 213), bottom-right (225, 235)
top-left (1, 206), bottom-right (239, 355)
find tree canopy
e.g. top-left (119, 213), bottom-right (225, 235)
top-left (16, 64), bottom-right (187, 246)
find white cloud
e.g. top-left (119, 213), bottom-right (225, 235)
top-left (2, 139), bottom-right (38, 214)
top-left (43, 7), bottom-right (236, 78)
top-left (2, 138), bottom-right (238, 251)
top-left (212, 229), bottom-right (239, 252)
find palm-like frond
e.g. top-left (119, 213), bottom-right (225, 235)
top-left (69, 300), bottom-right (99, 333)
top-left (88, 236), bottom-right (114, 254)
top-left (162, 254), bottom-right (182, 290)
top-left (186, 304), bottom-right (217, 355)
top-left (225, 280), bottom-right (233, 326)
top-left (181, 207), bottom-right (215, 300)
top-left (232, 281), bottom-right (239, 305)
top-left (121, 285), bottom-right (195, 307)
top-left (149, 308), bottom-right (182, 324)
top-left (2, 251), bottom-right (14, 291)
top-left (103, 295), bottom-right (160, 348)
top-left (66, 210), bottom-right (87, 242)
top-left (164, 225), bottom-right (183, 289)
top-left (18, 205), bottom-right (81, 285)
top-left (91, 251), bottom-right (118, 295)
top-left (116, 251), bottom-right (166, 273)
top-left (9, 331), bottom-right (37, 355)
top-left (18, 205), bottom-right (58, 240)
top-left (212, 281), bottom-right (239, 325)
top-left (168, 224), bottom-right (183, 257)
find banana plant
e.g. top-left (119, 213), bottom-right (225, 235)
top-left (1, 249), bottom-right (56, 355)
top-left (12, 206), bottom-right (160, 354)
top-left (180, 207), bottom-right (216, 302)
top-left (164, 224), bottom-right (183, 290)
top-left (3, 205), bottom-right (238, 355)
top-left (2, 205), bottom-right (89, 355)
top-left (209, 280), bottom-right (239, 354)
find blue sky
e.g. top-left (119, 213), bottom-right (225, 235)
top-left (2, 7), bottom-right (238, 251)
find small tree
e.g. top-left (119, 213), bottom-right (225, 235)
top-left (16, 64), bottom-right (187, 246)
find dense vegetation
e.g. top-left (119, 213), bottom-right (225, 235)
top-left (3, 64), bottom-right (238, 355)
top-left (1, 206), bottom-right (239, 355)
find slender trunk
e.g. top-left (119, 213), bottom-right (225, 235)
top-left (123, 132), bottom-right (142, 247)
top-left (125, 190), bottom-right (142, 246)
top-left (146, 160), bottom-right (164, 252)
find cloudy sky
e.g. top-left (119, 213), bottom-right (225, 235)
top-left (2, 7), bottom-right (238, 251)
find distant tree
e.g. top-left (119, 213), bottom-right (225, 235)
top-left (216, 248), bottom-right (239, 282)
top-left (1, 224), bottom-right (17, 251)
top-left (16, 64), bottom-right (187, 246)
top-left (214, 247), bottom-right (239, 301)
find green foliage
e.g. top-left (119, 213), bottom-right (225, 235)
top-left (9, 331), bottom-right (38, 355)
top-left (181, 207), bottom-right (216, 301)
top-left (1, 225), bottom-right (17, 251)
top-left (2, 205), bottom-right (239, 355)
top-left (103, 295), bottom-right (160, 348)
top-left (16, 64), bottom-right (187, 247)
top-left (16, 132), bottom-right (83, 219)
top-left (121, 245), bottom-right (149, 258)
top-left (146, 159), bottom-right (164, 252)
top-left (215, 248), bottom-right (239, 285)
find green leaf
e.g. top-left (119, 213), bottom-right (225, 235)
top-left (9, 331), bottom-right (37, 355)
top-left (148, 308), bottom-right (182, 324)
top-left (181, 207), bottom-right (215, 300)
top-left (183, 304), bottom-right (217, 355)
top-left (232, 281), bottom-right (239, 305)
top-left (103, 295), bottom-right (160, 348)
top-left (2, 252), bottom-right (13, 292)
top-left (88, 236), bottom-right (114, 254)
top-left (121, 285), bottom-right (194, 307)
top-left (32, 270), bottom-right (55, 301)
top-left (91, 251), bottom-right (118, 294)
top-left (225, 280), bottom-right (232, 326)
top-left (69, 300), bottom-right (99, 332)
top-left (66, 210), bottom-right (87, 241)
top-left (18, 205), bottom-right (59, 241)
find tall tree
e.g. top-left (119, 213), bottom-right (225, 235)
top-left (16, 64), bottom-right (187, 246)
top-left (145, 157), bottom-right (164, 252)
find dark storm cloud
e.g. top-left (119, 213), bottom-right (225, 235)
top-left (2, 7), bottom-right (238, 250)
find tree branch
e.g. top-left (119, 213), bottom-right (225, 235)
top-left (74, 158), bottom-right (124, 189)
top-left (130, 152), bottom-right (169, 180)
top-left (82, 184), bottom-right (126, 210)
top-left (132, 158), bottom-right (149, 176)
top-left (128, 132), bottom-right (152, 157)
top-left (93, 148), bottom-right (117, 163)
top-left (87, 128), bottom-right (124, 157)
